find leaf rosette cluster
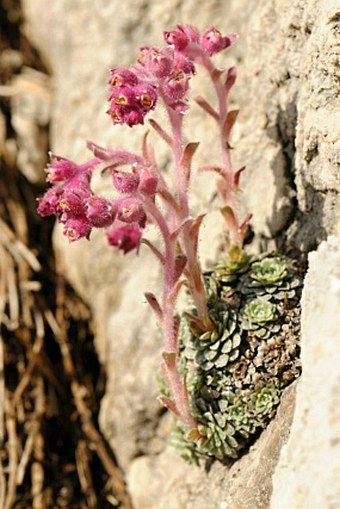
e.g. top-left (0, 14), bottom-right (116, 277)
top-left (173, 253), bottom-right (303, 464)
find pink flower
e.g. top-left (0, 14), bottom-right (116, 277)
top-left (109, 68), bottom-right (138, 88)
top-left (109, 85), bottom-right (137, 106)
top-left (175, 24), bottom-right (200, 45)
top-left (172, 52), bottom-right (195, 75)
top-left (85, 195), bottom-right (115, 227)
top-left (37, 187), bottom-right (64, 217)
top-left (107, 82), bottom-right (157, 127)
top-left (107, 102), bottom-right (145, 126)
top-left (58, 188), bottom-right (89, 218)
top-left (63, 217), bottom-right (92, 241)
top-left (45, 154), bottom-right (78, 183)
top-left (139, 46), bottom-right (173, 78)
top-left (164, 25), bottom-right (190, 51)
top-left (134, 83), bottom-right (157, 111)
top-left (201, 27), bottom-right (238, 56)
top-left (106, 223), bottom-right (142, 253)
top-left (161, 70), bottom-right (190, 103)
top-left (116, 197), bottom-right (146, 226)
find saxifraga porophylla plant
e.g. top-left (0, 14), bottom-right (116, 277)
top-left (37, 25), bottom-right (302, 462)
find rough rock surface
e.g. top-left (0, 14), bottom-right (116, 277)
top-left (22, 0), bottom-right (340, 507)
top-left (236, 0), bottom-right (340, 252)
top-left (271, 237), bottom-right (340, 509)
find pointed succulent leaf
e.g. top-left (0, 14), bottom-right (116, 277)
top-left (188, 213), bottom-right (206, 258)
top-left (158, 396), bottom-right (180, 417)
top-left (225, 66), bottom-right (237, 91)
top-left (180, 142), bottom-right (199, 183)
top-left (232, 166), bottom-right (246, 191)
top-left (215, 354), bottom-right (229, 368)
top-left (222, 109), bottom-right (239, 140)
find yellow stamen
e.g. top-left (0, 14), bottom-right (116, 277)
top-left (141, 95), bottom-right (153, 107)
top-left (114, 96), bottom-right (128, 105)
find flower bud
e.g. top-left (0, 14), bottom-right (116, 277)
top-left (137, 166), bottom-right (158, 195)
top-left (113, 170), bottom-right (140, 194)
top-left (201, 27), bottom-right (237, 56)
top-left (106, 223), bottom-right (142, 253)
top-left (164, 26), bottom-right (189, 51)
top-left (85, 195), bottom-right (115, 227)
top-left (140, 46), bottom-right (173, 78)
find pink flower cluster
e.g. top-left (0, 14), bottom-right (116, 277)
top-left (37, 149), bottom-right (158, 253)
top-left (107, 24), bottom-right (237, 126)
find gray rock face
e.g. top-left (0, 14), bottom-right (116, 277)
top-left (22, 0), bottom-right (340, 507)
top-left (236, 0), bottom-right (340, 249)
top-left (271, 237), bottom-right (340, 509)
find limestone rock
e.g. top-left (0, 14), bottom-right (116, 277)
top-left (10, 69), bottom-right (51, 184)
top-left (271, 237), bottom-right (340, 509)
top-left (237, 0), bottom-right (340, 248)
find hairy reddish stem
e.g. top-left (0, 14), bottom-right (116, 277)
top-left (166, 106), bottom-right (213, 329)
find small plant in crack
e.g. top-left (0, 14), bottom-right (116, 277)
top-left (38, 24), bottom-right (303, 463)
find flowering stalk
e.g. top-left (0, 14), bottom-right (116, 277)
top-left (37, 24), bottom-right (251, 434)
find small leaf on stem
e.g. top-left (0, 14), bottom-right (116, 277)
top-left (194, 96), bottom-right (219, 121)
top-left (87, 141), bottom-right (145, 165)
top-left (211, 68), bottom-right (225, 81)
top-left (239, 212), bottom-right (253, 238)
top-left (225, 66), bottom-right (237, 92)
top-left (174, 254), bottom-right (187, 282)
top-left (141, 131), bottom-right (159, 172)
top-left (141, 238), bottom-right (165, 264)
top-left (158, 396), bottom-right (180, 417)
top-left (220, 205), bottom-right (237, 225)
top-left (198, 165), bottom-right (224, 176)
top-left (220, 206), bottom-right (240, 245)
top-left (180, 142), bottom-right (199, 183)
top-left (222, 110), bottom-right (239, 141)
top-left (232, 166), bottom-right (246, 191)
top-left (170, 217), bottom-right (192, 242)
top-left (183, 311), bottom-right (213, 333)
top-left (162, 351), bottom-right (177, 369)
top-left (189, 213), bottom-right (206, 257)
top-left (157, 188), bottom-right (180, 214)
top-left (144, 292), bottom-right (163, 322)
top-left (149, 118), bottom-right (173, 147)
